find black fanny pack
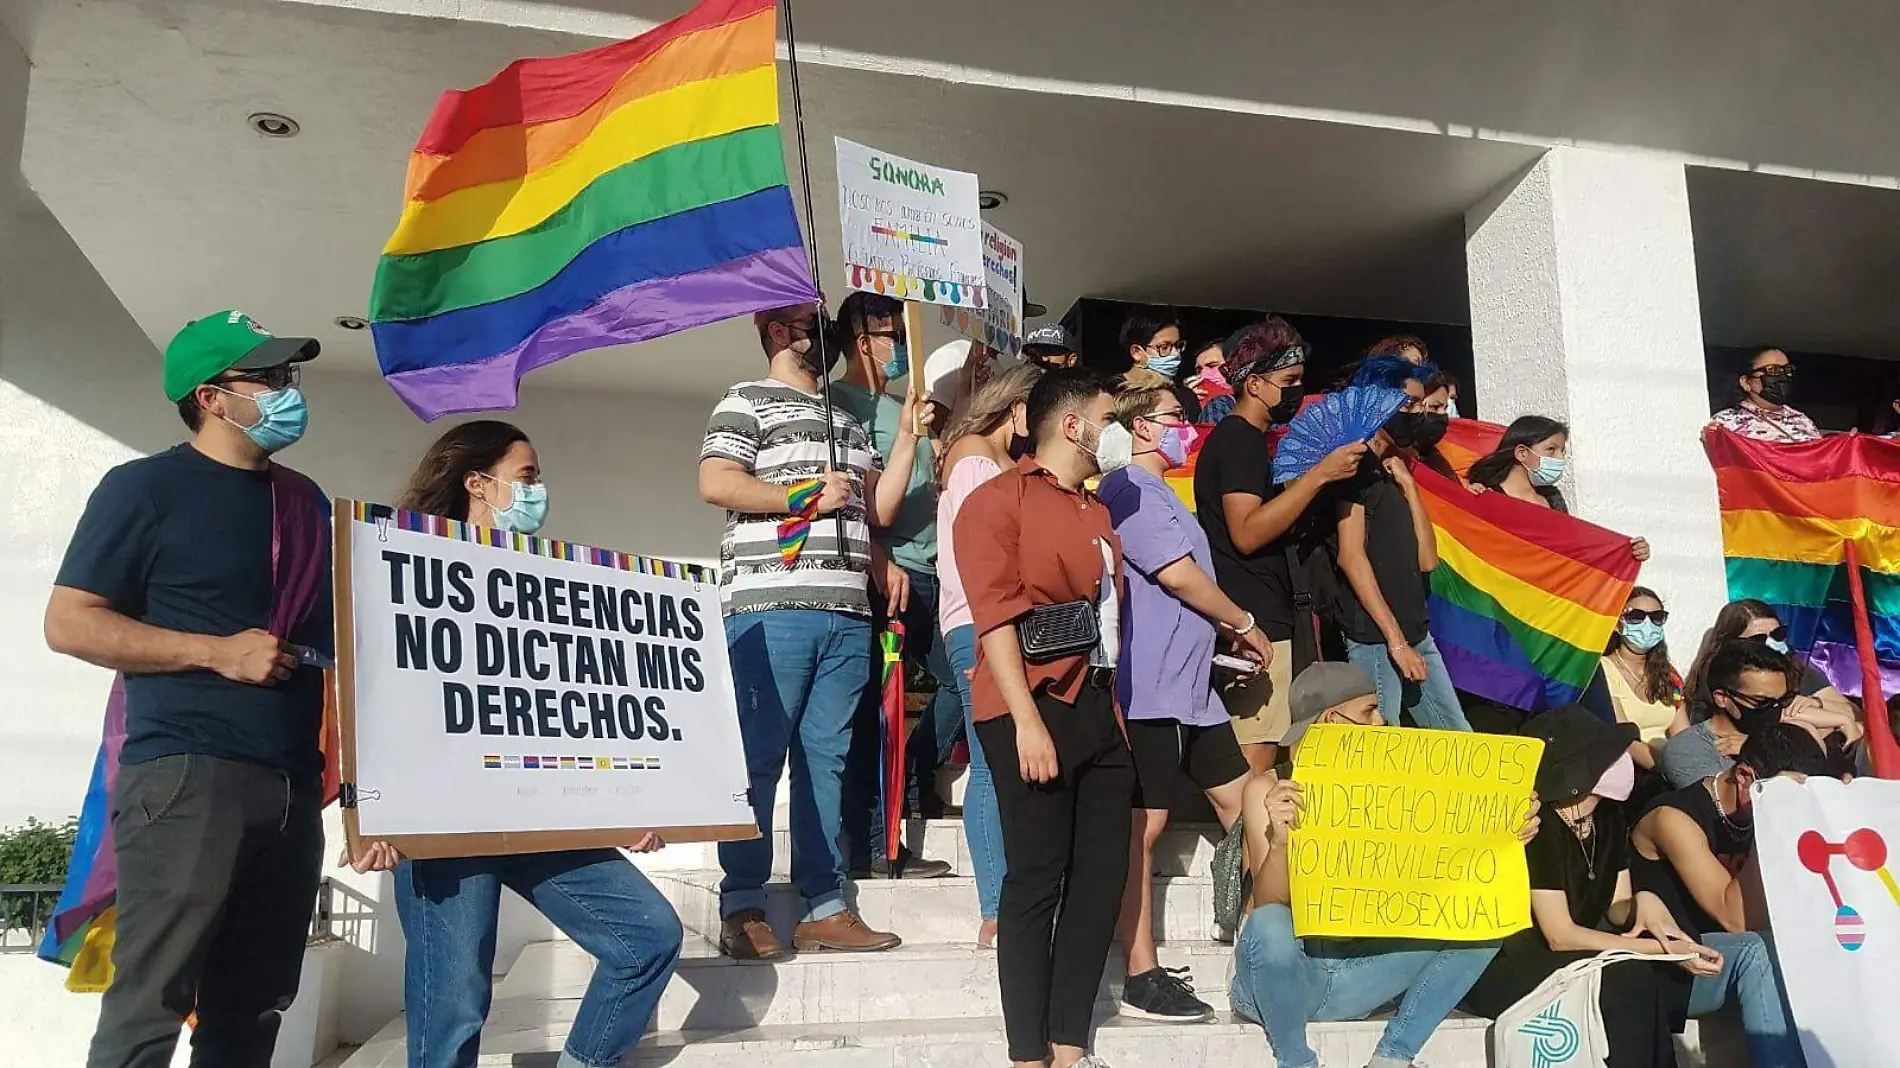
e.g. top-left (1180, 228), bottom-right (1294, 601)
top-left (1016, 599), bottom-right (1099, 663)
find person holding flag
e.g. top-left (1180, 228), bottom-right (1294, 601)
top-left (44, 311), bottom-right (332, 1068)
top-left (698, 303), bottom-right (904, 960)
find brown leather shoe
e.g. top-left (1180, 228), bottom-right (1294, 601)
top-left (720, 908), bottom-right (788, 961)
top-left (792, 909), bottom-right (902, 952)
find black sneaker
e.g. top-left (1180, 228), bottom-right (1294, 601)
top-left (851, 849), bottom-right (954, 880)
top-left (1119, 966), bottom-right (1214, 1022)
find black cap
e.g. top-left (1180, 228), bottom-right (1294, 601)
top-left (1517, 705), bottom-right (1639, 805)
top-left (1023, 323), bottom-right (1077, 356)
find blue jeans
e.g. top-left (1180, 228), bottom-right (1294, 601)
top-left (1689, 930), bottom-right (1804, 1068)
top-left (1345, 633), bottom-right (1473, 732)
top-left (1230, 904), bottom-right (1499, 1068)
top-left (720, 609), bottom-right (871, 921)
top-left (393, 850), bottom-right (682, 1068)
top-left (845, 567), bottom-right (967, 865)
top-left (946, 623), bottom-right (1005, 919)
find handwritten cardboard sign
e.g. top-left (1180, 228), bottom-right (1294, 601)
top-left (940, 222), bottom-right (1024, 356)
top-left (836, 137), bottom-right (984, 308)
top-left (1289, 724), bottom-right (1542, 940)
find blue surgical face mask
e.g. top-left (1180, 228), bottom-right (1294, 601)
top-left (1620, 619), bottom-right (1665, 654)
top-left (1528, 454), bottom-right (1566, 487)
top-left (486, 476), bottom-right (550, 534)
top-left (217, 385), bottom-right (308, 453)
top-left (1146, 351), bottom-right (1182, 378)
top-left (1767, 636), bottom-right (1791, 656)
top-left (1446, 397), bottom-right (1461, 419)
top-left (880, 338), bottom-right (909, 382)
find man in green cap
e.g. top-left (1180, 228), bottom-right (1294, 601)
top-left (44, 310), bottom-right (334, 1068)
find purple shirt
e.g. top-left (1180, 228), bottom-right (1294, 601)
top-left (1099, 464), bottom-right (1224, 725)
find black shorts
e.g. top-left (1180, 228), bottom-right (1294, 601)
top-left (1126, 717), bottom-right (1249, 811)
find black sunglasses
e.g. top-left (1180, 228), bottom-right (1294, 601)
top-left (218, 364), bottom-right (300, 391)
top-left (1621, 609), bottom-right (1670, 625)
top-left (1745, 627), bottom-right (1791, 645)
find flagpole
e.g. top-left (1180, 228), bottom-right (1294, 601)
top-left (1843, 541), bottom-right (1898, 778)
top-left (780, 0), bottom-right (847, 557)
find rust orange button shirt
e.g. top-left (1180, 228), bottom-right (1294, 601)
top-left (953, 457), bottom-right (1123, 723)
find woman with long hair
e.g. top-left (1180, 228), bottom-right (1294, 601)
top-left (1468, 415), bottom-right (1650, 563)
top-left (936, 362), bottom-right (1042, 947)
top-left (345, 420), bottom-right (684, 1068)
top-left (1602, 587), bottom-right (1689, 773)
top-left (1682, 599), bottom-right (1858, 731)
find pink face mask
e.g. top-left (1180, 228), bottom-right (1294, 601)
top-left (1158, 422), bottom-right (1203, 468)
top-left (1196, 366), bottom-right (1233, 395)
top-left (1593, 753), bottom-right (1637, 802)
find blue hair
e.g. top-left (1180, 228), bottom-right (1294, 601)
top-left (1350, 354), bottom-right (1437, 391)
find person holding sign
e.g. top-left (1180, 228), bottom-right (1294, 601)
top-left (1230, 664), bottom-right (1532, 1068)
top-left (830, 291), bottom-right (959, 880)
top-left (345, 421), bottom-right (685, 1068)
top-left (1628, 723), bottom-right (1822, 1068)
top-left (46, 311), bottom-right (330, 1068)
top-left (698, 303), bottom-right (903, 959)
top-left (1098, 370), bottom-right (1270, 1023)
top-left (1463, 707), bottom-right (1726, 1068)
top-left (955, 367), bottom-right (1136, 1068)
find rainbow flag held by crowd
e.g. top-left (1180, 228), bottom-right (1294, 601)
top-left (1704, 428), bottom-right (1900, 707)
top-left (369, 0), bottom-right (819, 421)
top-left (1414, 464), bottom-right (1640, 712)
top-left (1437, 418), bottom-right (1506, 480)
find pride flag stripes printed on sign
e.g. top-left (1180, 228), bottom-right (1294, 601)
top-left (1705, 428), bottom-right (1900, 705)
top-left (369, 0), bottom-right (819, 421)
top-left (1412, 464), bottom-right (1639, 712)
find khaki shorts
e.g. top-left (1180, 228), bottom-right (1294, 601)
top-left (1223, 640), bottom-right (1293, 745)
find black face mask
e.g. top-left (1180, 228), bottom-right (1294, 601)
top-left (1727, 693), bottom-right (1792, 736)
top-left (1411, 413), bottom-right (1450, 450)
top-left (1758, 374), bottom-right (1795, 406)
top-left (1266, 383), bottom-right (1306, 424)
top-left (1007, 433), bottom-right (1032, 461)
top-left (1385, 411), bottom-right (1425, 448)
top-left (794, 314), bottom-right (842, 377)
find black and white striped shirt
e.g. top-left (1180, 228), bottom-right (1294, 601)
top-left (701, 379), bottom-right (879, 618)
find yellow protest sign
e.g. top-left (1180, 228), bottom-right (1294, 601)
top-left (1288, 724), bottom-right (1543, 941)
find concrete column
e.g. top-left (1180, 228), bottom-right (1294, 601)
top-left (1466, 147), bottom-right (1726, 669)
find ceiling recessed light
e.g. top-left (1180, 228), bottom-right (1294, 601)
top-left (249, 112), bottom-right (300, 138)
top-left (335, 315), bottom-right (368, 331)
top-left (978, 190), bottom-right (1008, 210)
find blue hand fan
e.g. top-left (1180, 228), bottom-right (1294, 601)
top-left (1270, 385), bottom-right (1408, 484)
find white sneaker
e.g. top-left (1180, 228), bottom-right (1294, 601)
top-left (1072, 1057), bottom-right (1114, 1068)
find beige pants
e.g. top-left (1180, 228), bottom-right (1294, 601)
top-left (1223, 639), bottom-right (1293, 745)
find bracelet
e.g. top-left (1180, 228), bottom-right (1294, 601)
top-left (1230, 612), bottom-right (1257, 636)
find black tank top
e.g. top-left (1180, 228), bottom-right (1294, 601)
top-left (1631, 783), bottom-right (1749, 939)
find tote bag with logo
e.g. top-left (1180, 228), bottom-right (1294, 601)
top-left (1492, 950), bottom-right (1692, 1068)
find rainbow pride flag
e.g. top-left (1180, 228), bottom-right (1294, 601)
top-left (1414, 463), bottom-right (1640, 712)
top-left (369, 0), bottom-right (819, 421)
top-left (1437, 418), bottom-right (1506, 480)
top-left (1705, 428), bottom-right (1900, 702)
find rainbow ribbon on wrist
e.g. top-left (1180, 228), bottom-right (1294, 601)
top-left (777, 478), bottom-right (823, 566)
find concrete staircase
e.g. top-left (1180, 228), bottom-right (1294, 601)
top-left (339, 810), bottom-right (1744, 1067)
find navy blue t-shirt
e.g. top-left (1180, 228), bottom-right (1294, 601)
top-left (56, 445), bottom-right (332, 775)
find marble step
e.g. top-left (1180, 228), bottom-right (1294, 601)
top-left (498, 937), bottom-right (1239, 1031)
top-left (647, 818), bottom-right (1227, 880)
top-left (652, 868), bottom-right (1222, 949)
top-left (343, 1012), bottom-right (1497, 1067)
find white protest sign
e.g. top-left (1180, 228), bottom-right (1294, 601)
top-left (941, 223), bottom-right (1025, 357)
top-left (1755, 775), bottom-right (1900, 1068)
top-left (337, 502), bottom-right (755, 856)
top-left (836, 136), bottom-right (984, 308)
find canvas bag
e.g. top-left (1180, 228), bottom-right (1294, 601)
top-left (1492, 949), bottom-right (1692, 1068)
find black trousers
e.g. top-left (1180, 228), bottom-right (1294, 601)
top-left (976, 679), bottom-right (1136, 1061)
top-left (88, 754), bottom-right (324, 1068)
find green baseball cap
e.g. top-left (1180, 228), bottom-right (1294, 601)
top-left (164, 310), bottom-right (320, 402)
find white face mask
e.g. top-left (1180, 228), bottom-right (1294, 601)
top-left (1088, 420), bottom-right (1134, 475)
